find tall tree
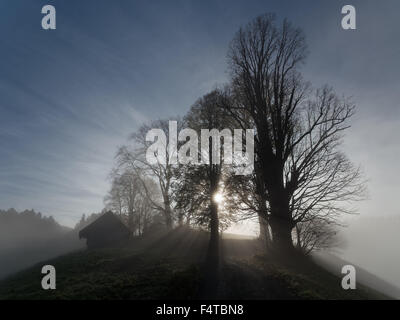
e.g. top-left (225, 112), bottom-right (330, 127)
top-left (225, 14), bottom-right (365, 250)
top-left (174, 90), bottom-right (234, 264)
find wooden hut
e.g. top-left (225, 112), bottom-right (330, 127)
top-left (79, 211), bottom-right (131, 249)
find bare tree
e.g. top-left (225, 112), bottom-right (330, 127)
top-left (294, 218), bottom-right (340, 255)
top-left (225, 14), bottom-right (365, 250)
top-left (104, 170), bottom-right (125, 217)
top-left (105, 169), bottom-right (141, 232)
top-left (116, 119), bottom-right (182, 229)
top-left (105, 169), bottom-right (159, 236)
top-left (134, 185), bottom-right (156, 236)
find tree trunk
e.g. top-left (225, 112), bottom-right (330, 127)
top-left (262, 161), bottom-right (294, 251)
top-left (295, 225), bottom-right (303, 251)
top-left (128, 211), bottom-right (134, 234)
top-left (257, 187), bottom-right (271, 248)
top-left (178, 211), bottom-right (184, 226)
top-left (164, 202), bottom-right (173, 229)
top-left (258, 213), bottom-right (270, 248)
top-left (208, 201), bottom-right (219, 264)
top-left (199, 201), bottom-right (220, 300)
top-left (269, 215), bottom-right (294, 250)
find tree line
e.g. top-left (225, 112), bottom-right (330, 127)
top-left (104, 13), bottom-right (365, 257)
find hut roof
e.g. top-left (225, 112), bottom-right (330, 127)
top-left (79, 211), bottom-right (130, 239)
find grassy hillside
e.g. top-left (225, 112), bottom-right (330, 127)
top-left (0, 227), bottom-right (389, 300)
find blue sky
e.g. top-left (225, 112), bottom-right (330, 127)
top-left (1, 0), bottom-right (399, 227)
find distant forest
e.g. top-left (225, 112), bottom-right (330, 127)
top-left (0, 209), bottom-right (86, 279)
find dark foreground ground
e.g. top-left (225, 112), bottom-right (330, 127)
top-left (0, 227), bottom-right (389, 299)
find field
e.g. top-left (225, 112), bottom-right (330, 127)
top-left (0, 227), bottom-right (388, 300)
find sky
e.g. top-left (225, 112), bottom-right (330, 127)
top-left (0, 0), bottom-right (399, 234)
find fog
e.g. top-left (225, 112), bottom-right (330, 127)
top-left (227, 213), bottom-right (400, 296)
top-left (0, 209), bottom-right (84, 279)
top-left (0, 1), bottom-right (399, 300)
top-left (335, 215), bottom-right (400, 289)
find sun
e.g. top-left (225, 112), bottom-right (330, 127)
top-left (213, 192), bottom-right (224, 204)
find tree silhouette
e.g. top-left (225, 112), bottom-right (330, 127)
top-left (174, 90), bottom-right (234, 264)
top-left (225, 14), bottom-right (365, 250)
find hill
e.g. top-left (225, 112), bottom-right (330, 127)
top-left (313, 252), bottom-right (400, 299)
top-left (0, 226), bottom-right (389, 300)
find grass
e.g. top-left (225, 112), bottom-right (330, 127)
top-left (0, 228), bottom-right (389, 300)
top-left (249, 253), bottom-right (388, 299)
top-left (0, 245), bottom-right (200, 300)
